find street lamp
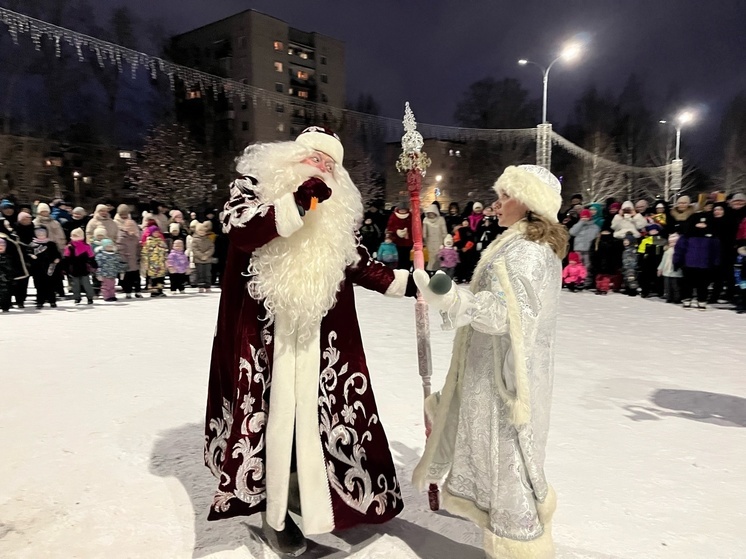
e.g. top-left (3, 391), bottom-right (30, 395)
top-left (518, 41), bottom-right (584, 124)
top-left (659, 109), bottom-right (697, 199)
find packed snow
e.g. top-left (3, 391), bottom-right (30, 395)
top-left (1, 288), bottom-right (745, 558)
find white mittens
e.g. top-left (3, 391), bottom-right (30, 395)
top-left (397, 228), bottom-right (408, 239)
top-left (413, 269), bottom-right (457, 311)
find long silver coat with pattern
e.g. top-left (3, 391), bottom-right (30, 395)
top-left (413, 225), bottom-right (561, 542)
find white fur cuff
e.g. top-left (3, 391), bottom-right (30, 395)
top-left (385, 269), bottom-right (410, 298)
top-left (274, 192), bottom-right (304, 238)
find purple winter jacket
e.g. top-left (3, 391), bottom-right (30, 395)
top-left (438, 246), bottom-right (460, 268)
top-left (673, 235), bottom-right (720, 270)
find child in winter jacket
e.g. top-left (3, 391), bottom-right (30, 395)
top-left (592, 229), bottom-right (621, 294)
top-left (141, 225), bottom-right (169, 297)
top-left (437, 234), bottom-right (460, 279)
top-left (657, 233), bottom-right (683, 304)
top-left (360, 218), bottom-right (382, 258)
top-left (117, 218), bottom-right (142, 299)
top-left (621, 235), bottom-right (640, 296)
top-left (637, 223), bottom-right (667, 297)
top-left (376, 231), bottom-right (399, 269)
top-left (191, 222), bottom-right (215, 292)
top-left (562, 252), bottom-right (588, 291)
top-left (611, 201), bottom-right (647, 239)
top-left (63, 228), bottom-right (97, 304)
top-left (167, 239), bottom-right (190, 293)
top-left (91, 226), bottom-right (109, 253)
top-left (95, 239), bottom-right (125, 302)
top-left (29, 225), bottom-right (62, 308)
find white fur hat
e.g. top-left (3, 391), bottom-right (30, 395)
top-left (444, 234), bottom-right (454, 247)
top-left (472, 202), bottom-right (484, 211)
top-left (295, 126), bottom-right (344, 165)
top-left (621, 200), bottom-right (635, 211)
top-left (493, 165), bottom-right (562, 223)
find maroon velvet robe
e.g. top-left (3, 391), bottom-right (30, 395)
top-left (204, 182), bottom-right (406, 534)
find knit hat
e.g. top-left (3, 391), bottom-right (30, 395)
top-left (34, 225), bottom-right (48, 235)
top-left (70, 228), bottom-right (85, 241)
top-left (568, 251), bottom-right (580, 263)
top-left (645, 223), bottom-right (661, 234)
top-left (95, 204), bottom-right (108, 215)
top-left (116, 203), bottom-right (130, 218)
top-left (732, 193), bottom-right (746, 202)
top-left (101, 238), bottom-right (115, 250)
top-left (295, 126), bottom-right (344, 164)
top-left (621, 200), bottom-right (634, 211)
top-left (1, 199), bottom-right (14, 209)
top-left (93, 226), bottom-right (107, 239)
top-left (72, 206), bottom-right (86, 217)
top-left (493, 165), bottom-right (562, 223)
top-left (37, 203), bottom-right (51, 214)
top-left (189, 219), bottom-right (200, 231)
top-left (472, 202), bottom-right (484, 211)
top-left (17, 211), bottom-right (31, 221)
top-left (444, 234), bottom-right (454, 248)
top-left (169, 209), bottom-right (183, 220)
top-left (580, 209), bottom-right (592, 219)
top-left (173, 239), bottom-right (185, 250)
top-left (169, 223), bottom-right (180, 235)
top-left (677, 195), bottom-right (691, 205)
top-left (610, 202), bottom-right (622, 211)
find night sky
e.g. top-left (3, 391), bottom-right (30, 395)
top-left (90, 0), bottom-right (746, 171)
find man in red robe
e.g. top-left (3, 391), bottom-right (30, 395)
top-left (205, 127), bottom-right (412, 556)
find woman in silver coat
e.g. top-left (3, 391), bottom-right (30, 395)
top-left (413, 165), bottom-right (568, 559)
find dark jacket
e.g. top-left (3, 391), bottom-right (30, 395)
top-left (28, 239), bottom-right (62, 276)
top-left (674, 235), bottom-right (720, 270)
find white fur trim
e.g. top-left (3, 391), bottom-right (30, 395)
top-left (494, 166), bottom-right (562, 223)
top-left (493, 258), bottom-right (531, 426)
top-left (384, 269), bottom-right (410, 298)
top-left (265, 314), bottom-right (335, 534)
top-left (274, 192), bottom-right (304, 238)
top-left (484, 524), bottom-right (555, 559)
top-left (295, 130), bottom-right (344, 164)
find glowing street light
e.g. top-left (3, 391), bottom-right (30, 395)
top-left (518, 41), bottom-right (585, 124)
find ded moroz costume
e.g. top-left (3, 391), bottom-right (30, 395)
top-left (204, 127), bottom-right (410, 554)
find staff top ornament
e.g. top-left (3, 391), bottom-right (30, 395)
top-left (397, 102), bottom-right (431, 176)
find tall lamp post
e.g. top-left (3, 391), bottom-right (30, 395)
top-left (518, 41), bottom-right (584, 170)
top-left (73, 171), bottom-right (81, 205)
top-left (659, 110), bottom-right (696, 200)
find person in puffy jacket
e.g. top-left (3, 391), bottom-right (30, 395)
top-left (657, 233), bottom-right (683, 303)
top-left (191, 222), bottom-right (215, 293)
top-left (674, 213), bottom-right (721, 309)
top-left (376, 231), bottom-right (399, 268)
top-left (637, 222), bottom-right (667, 297)
top-left (562, 251), bottom-right (587, 291)
top-left (63, 228), bottom-right (96, 304)
top-left (437, 234), bottom-right (460, 279)
top-left (141, 225), bottom-right (168, 297)
top-left (166, 239), bottom-right (190, 293)
top-left (95, 239), bottom-right (126, 302)
top-left (569, 208), bottom-right (600, 286)
top-left (611, 201), bottom-right (647, 239)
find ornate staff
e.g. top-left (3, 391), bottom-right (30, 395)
top-left (396, 103), bottom-right (439, 510)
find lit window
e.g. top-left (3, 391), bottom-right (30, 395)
top-left (296, 70), bottom-right (309, 80)
top-left (321, 55), bottom-right (327, 65)
top-left (299, 52), bottom-right (308, 60)
top-left (449, 149), bottom-right (454, 156)
top-left (275, 82), bottom-right (284, 93)
top-left (456, 150), bottom-right (461, 157)
top-left (273, 41), bottom-right (284, 51)
top-left (242, 122), bottom-right (249, 131)
top-left (321, 74), bottom-right (328, 83)
top-left (298, 90), bottom-right (309, 99)
top-left (277, 123), bottom-right (285, 132)
top-left (288, 87), bottom-right (294, 95)
top-left (274, 61), bottom-right (283, 72)
top-left (187, 90), bottom-right (202, 100)
top-left (276, 103), bottom-right (284, 113)
top-left (288, 47), bottom-right (294, 55)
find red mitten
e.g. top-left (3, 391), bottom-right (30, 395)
top-left (294, 177), bottom-right (332, 212)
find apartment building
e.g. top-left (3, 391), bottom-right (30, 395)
top-left (172, 9), bottom-right (346, 150)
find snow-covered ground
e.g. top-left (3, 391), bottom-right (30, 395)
top-left (1, 288), bottom-right (745, 558)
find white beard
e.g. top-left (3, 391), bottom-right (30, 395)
top-left (245, 157), bottom-right (363, 344)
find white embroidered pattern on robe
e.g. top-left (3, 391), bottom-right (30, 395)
top-left (319, 331), bottom-right (402, 515)
top-left (209, 324), bottom-right (273, 512)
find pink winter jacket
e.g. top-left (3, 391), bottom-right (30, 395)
top-left (562, 262), bottom-right (587, 284)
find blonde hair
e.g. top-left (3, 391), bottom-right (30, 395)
top-left (524, 212), bottom-right (569, 259)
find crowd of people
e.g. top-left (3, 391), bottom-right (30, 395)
top-left (0, 198), bottom-right (227, 311)
top-left (362, 190), bottom-right (746, 313)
